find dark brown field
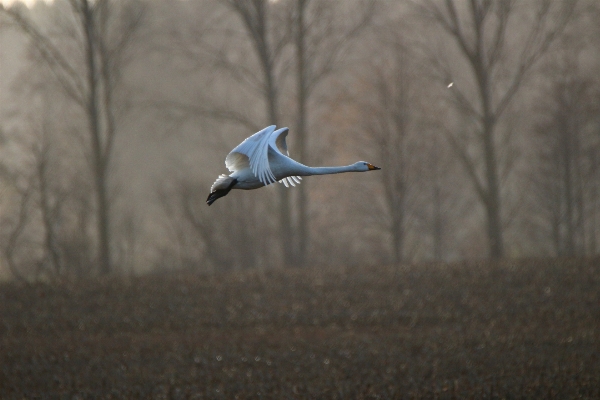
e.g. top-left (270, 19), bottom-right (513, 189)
top-left (1, 259), bottom-right (599, 399)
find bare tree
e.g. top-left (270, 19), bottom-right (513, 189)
top-left (0, 59), bottom-right (101, 280)
top-left (359, 38), bottom-right (412, 265)
top-left (153, 0), bottom-right (292, 268)
top-left (34, 128), bottom-right (63, 275)
top-left (1, 0), bottom-right (145, 274)
top-left (292, 0), bottom-right (375, 266)
top-left (221, 0), bottom-right (296, 266)
top-left (415, 0), bottom-right (576, 258)
top-left (352, 20), bottom-right (470, 264)
top-left (529, 48), bottom-right (600, 256)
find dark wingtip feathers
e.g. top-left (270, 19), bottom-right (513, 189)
top-left (206, 178), bottom-right (237, 206)
top-left (206, 191), bottom-right (225, 206)
top-left (206, 192), bottom-right (217, 206)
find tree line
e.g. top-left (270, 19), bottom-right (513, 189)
top-left (0, 0), bottom-right (599, 280)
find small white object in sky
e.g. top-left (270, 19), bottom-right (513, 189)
top-left (447, 82), bottom-right (454, 88)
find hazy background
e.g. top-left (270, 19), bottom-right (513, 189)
top-left (0, 0), bottom-right (599, 280)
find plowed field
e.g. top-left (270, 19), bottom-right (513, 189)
top-left (1, 259), bottom-right (599, 398)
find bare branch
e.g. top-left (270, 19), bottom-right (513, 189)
top-left (1, 7), bottom-right (86, 105)
top-left (495, 0), bottom-right (577, 117)
top-left (443, 125), bottom-right (487, 204)
top-left (1, 181), bottom-right (34, 283)
top-left (143, 99), bottom-right (261, 133)
top-left (486, 0), bottom-right (511, 68)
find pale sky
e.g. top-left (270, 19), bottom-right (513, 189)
top-left (1, 0), bottom-right (48, 7)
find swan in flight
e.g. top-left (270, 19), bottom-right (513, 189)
top-left (207, 125), bottom-right (380, 205)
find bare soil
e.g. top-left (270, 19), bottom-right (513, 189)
top-left (1, 259), bottom-right (599, 399)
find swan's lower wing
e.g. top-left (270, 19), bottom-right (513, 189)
top-left (225, 151), bottom-right (249, 172)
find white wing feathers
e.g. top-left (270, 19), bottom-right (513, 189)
top-left (225, 125), bottom-right (301, 187)
top-left (225, 125), bottom-right (276, 185)
top-left (211, 174), bottom-right (235, 192)
top-left (224, 152), bottom-right (249, 173)
top-left (270, 128), bottom-right (301, 186)
top-left (279, 176), bottom-right (302, 187)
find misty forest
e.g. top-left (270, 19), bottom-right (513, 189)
top-left (0, 0), bottom-right (598, 279)
top-left (1, 0), bottom-right (600, 397)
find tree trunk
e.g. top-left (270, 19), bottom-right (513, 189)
top-left (482, 116), bottom-right (503, 259)
top-left (264, 63), bottom-right (293, 266)
top-left (230, 0), bottom-right (293, 267)
top-left (82, 0), bottom-right (111, 275)
top-left (432, 184), bottom-right (443, 261)
top-left (294, 0), bottom-right (308, 267)
top-left (263, 54), bottom-right (293, 267)
top-left (390, 181), bottom-right (404, 266)
top-left (37, 146), bottom-right (61, 275)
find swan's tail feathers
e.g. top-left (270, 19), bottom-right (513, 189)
top-left (279, 176), bottom-right (302, 188)
top-left (207, 175), bottom-right (237, 206)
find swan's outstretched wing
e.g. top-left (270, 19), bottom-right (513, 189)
top-left (225, 125), bottom-right (278, 185)
top-left (269, 127), bottom-right (302, 187)
top-left (225, 125), bottom-right (302, 187)
top-left (270, 127), bottom-right (289, 156)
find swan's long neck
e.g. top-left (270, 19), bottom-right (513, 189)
top-left (300, 165), bottom-right (358, 176)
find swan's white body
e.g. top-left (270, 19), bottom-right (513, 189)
top-left (207, 125), bottom-right (380, 205)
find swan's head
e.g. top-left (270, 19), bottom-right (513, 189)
top-left (354, 161), bottom-right (381, 172)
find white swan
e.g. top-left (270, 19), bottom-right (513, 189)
top-left (207, 125), bottom-right (380, 205)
